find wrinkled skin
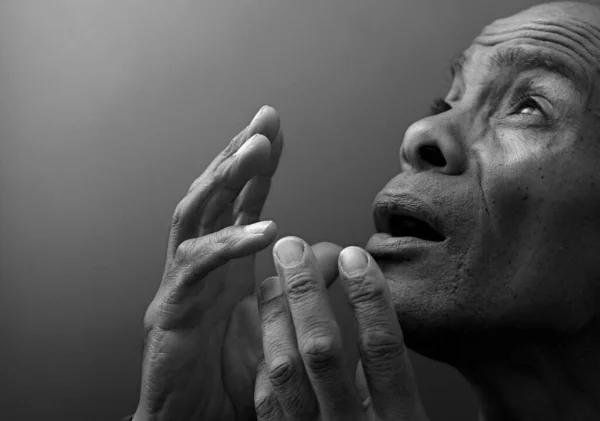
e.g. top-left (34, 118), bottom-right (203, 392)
top-left (134, 2), bottom-right (600, 421)
top-left (133, 107), bottom-right (343, 421)
top-left (253, 240), bottom-right (429, 421)
top-left (373, 1), bottom-right (600, 350)
top-left (364, 2), bottom-right (600, 420)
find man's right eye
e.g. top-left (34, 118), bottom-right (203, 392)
top-left (430, 98), bottom-right (452, 116)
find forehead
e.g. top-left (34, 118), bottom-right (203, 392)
top-left (458, 4), bottom-right (600, 100)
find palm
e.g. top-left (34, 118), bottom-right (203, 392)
top-left (220, 257), bottom-right (265, 419)
top-left (143, 259), bottom-right (262, 420)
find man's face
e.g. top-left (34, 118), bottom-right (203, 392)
top-left (366, 2), bottom-right (600, 359)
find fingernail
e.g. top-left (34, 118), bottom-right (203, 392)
top-left (274, 237), bottom-right (305, 267)
top-left (235, 134), bottom-right (260, 156)
top-left (244, 220), bottom-right (273, 234)
top-left (259, 276), bottom-right (283, 302)
top-left (252, 105), bottom-right (269, 122)
top-left (339, 247), bottom-right (369, 276)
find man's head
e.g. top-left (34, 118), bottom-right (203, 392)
top-left (367, 1), bottom-right (600, 362)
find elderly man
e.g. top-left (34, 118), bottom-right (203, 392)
top-left (128, 2), bottom-right (600, 420)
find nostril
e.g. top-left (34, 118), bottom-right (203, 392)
top-left (418, 144), bottom-right (446, 167)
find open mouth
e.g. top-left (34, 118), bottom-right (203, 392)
top-left (387, 214), bottom-right (445, 241)
top-left (374, 205), bottom-right (446, 242)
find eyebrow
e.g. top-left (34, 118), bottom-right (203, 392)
top-left (449, 47), bottom-right (589, 95)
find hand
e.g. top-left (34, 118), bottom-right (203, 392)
top-left (254, 237), bottom-right (430, 420)
top-left (133, 106), bottom-right (343, 421)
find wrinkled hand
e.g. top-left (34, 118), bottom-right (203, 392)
top-left (133, 106), bottom-right (342, 421)
top-left (254, 237), bottom-right (430, 421)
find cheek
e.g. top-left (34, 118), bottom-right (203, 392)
top-left (475, 141), bottom-right (546, 276)
top-left (474, 142), bottom-right (600, 329)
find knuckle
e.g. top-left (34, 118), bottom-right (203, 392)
top-left (142, 301), bottom-right (159, 330)
top-left (173, 238), bottom-right (198, 265)
top-left (174, 230), bottom-right (238, 266)
top-left (261, 306), bottom-right (287, 328)
top-left (360, 330), bottom-right (406, 365)
top-left (211, 227), bottom-right (243, 250)
top-left (205, 230), bottom-right (244, 262)
top-left (254, 393), bottom-right (280, 420)
top-left (285, 272), bottom-right (319, 301)
top-left (300, 335), bottom-right (342, 373)
top-left (268, 356), bottom-right (299, 388)
top-left (171, 200), bottom-right (187, 227)
top-left (348, 277), bottom-right (387, 305)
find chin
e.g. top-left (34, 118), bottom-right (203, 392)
top-left (365, 190), bottom-right (497, 363)
top-left (372, 257), bottom-right (503, 365)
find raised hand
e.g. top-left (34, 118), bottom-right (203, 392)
top-left (132, 106), bottom-right (342, 421)
top-left (254, 237), bottom-right (429, 420)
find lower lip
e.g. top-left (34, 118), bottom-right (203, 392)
top-left (365, 233), bottom-right (442, 261)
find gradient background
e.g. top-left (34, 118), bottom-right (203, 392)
top-left (0, 0), bottom-right (550, 420)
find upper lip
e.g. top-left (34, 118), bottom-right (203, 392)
top-left (373, 193), bottom-right (446, 242)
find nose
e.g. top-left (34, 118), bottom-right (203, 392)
top-left (399, 115), bottom-right (467, 175)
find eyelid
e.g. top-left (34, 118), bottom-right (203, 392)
top-left (510, 80), bottom-right (555, 107)
top-left (509, 94), bottom-right (550, 117)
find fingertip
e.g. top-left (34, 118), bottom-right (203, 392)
top-left (273, 235), bottom-right (306, 250)
top-left (273, 236), bottom-right (306, 268)
top-left (236, 134), bottom-right (272, 160)
top-left (312, 242), bottom-right (343, 288)
top-left (258, 276), bottom-right (283, 304)
top-left (251, 105), bottom-right (281, 142)
top-left (339, 246), bottom-right (370, 278)
top-left (244, 220), bottom-right (275, 235)
top-left (262, 220), bottom-right (278, 238)
top-left (256, 105), bottom-right (278, 121)
top-left (233, 136), bottom-right (272, 182)
top-left (312, 241), bottom-right (343, 256)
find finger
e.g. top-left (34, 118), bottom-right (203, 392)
top-left (227, 124), bottom-right (284, 301)
top-left (355, 361), bottom-right (376, 419)
top-left (190, 133), bottom-right (271, 238)
top-left (257, 276), bottom-right (319, 420)
top-left (154, 221), bottom-right (277, 329)
top-left (188, 106), bottom-right (281, 194)
top-left (198, 106), bottom-right (281, 234)
top-left (311, 242), bottom-right (343, 289)
top-left (338, 246), bottom-right (423, 420)
top-left (254, 358), bottom-right (286, 421)
top-left (166, 106), bottom-right (280, 261)
top-left (213, 202), bottom-right (234, 233)
top-left (273, 237), bottom-right (359, 420)
top-left (233, 125), bottom-right (284, 226)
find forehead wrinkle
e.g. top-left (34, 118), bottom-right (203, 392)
top-left (488, 47), bottom-right (580, 83)
top-left (478, 12), bottom-right (600, 73)
top-left (562, 18), bottom-right (600, 48)
top-left (480, 49), bottom-right (593, 108)
top-left (451, 43), bottom-right (589, 92)
top-left (530, 22), bottom-right (599, 64)
top-left (476, 27), bottom-right (597, 70)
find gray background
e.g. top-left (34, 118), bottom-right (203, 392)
top-left (0, 0), bottom-right (549, 420)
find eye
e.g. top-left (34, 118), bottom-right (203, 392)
top-left (430, 98), bottom-right (452, 116)
top-left (510, 95), bottom-right (546, 117)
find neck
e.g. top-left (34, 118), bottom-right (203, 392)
top-left (454, 323), bottom-right (600, 421)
